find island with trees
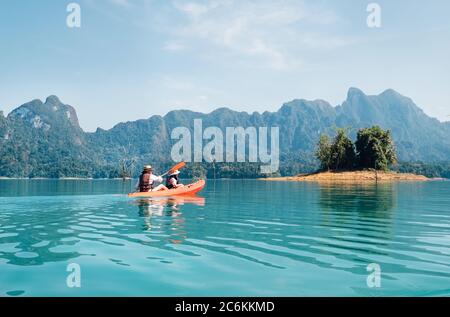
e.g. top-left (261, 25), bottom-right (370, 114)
top-left (264, 126), bottom-right (430, 182)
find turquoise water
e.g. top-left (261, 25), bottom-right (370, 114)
top-left (0, 179), bottom-right (449, 296)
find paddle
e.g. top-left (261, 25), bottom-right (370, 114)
top-left (160, 162), bottom-right (186, 177)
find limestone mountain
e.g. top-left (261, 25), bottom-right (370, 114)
top-left (1, 88), bottom-right (449, 178)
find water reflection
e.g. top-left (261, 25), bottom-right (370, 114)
top-left (0, 179), bottom-right (135, 197)
top-left (0, 195), bottom-right (205, 267)
top-left (133, 196), bottom-right (205, 244)
top-left (318, 182), bottom-right (396, 217)
top-left (314, 182), bottom-right (404, 273)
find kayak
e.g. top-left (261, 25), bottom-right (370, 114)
top-left (128, 180), bottom-right (205, 198)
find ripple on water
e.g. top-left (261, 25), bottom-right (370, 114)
top-left (0, 233), bottom-right (18, 238)
top-left (57, 229), bottom-right (74, 234)
top-left (31, 240), bottom-right (50, 248)
top-left (6, 290), bottom-right (25, 296)
top-left (14, 252), bottom-right (39, 259)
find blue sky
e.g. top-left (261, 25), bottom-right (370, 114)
top-left (0, 0), bottom-right (449, 131)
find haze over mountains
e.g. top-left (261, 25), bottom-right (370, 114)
top-left (0, 88), bottom-right (449, 178)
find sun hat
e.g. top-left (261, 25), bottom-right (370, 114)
top-left (143, 165), bottom-right (153, 171)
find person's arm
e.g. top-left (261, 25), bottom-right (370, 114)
top-left (170, 177), bottom-right (183, 188)
top-left (151, 174), bottom-right (163, 183)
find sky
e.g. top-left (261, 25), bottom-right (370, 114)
top-left (0, 0), bottom-right (449, 131)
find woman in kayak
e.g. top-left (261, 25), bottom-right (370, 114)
top-left (136, 165), bottom-right (168, 192)
top-left (166, 170), bottom-right (184, 189)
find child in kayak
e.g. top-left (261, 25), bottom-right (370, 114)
top-left (166, 170), bottom-right (184, 189)
top-left (136, 165), bottom-right (168, 192)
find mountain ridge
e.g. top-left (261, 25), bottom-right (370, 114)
top-left (1, 88), bottom-right (449, 178)
top-left (3, 89), bottom-right (448, 131)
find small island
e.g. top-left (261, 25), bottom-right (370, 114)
top-left (263, 126), bottom-right (429, 182)
top-left (264, 170), bottom-right (429, 182)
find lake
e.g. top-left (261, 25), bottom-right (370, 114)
top-left (0, 179), bottom-right (449, 296)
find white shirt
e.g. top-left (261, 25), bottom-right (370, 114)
top-left (135, 174), bottom-right (163, 190)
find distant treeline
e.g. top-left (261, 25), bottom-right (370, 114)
top-left (1, 158), bottom-right (449, 179)
top-left (118, 160), bottom-right (450, 179)
top-left (394, 162), bottom-right (450, 179)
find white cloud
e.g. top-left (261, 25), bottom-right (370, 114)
top-left (173, 1), bottom-right (212, 18)
top-left (109, 0), bottom-right (132, 7)
top-left (163, 41), bottom-right (186, 51)
top-left (165, 0), bottom-right (348, 71)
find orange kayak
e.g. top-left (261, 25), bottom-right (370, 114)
top-left (128, 180), bottom-right (205, 198)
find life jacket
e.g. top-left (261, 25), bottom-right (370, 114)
top-left (166, 175), bottom-right (178, 189)
top-left (139, 172), bottom-right (153, 192)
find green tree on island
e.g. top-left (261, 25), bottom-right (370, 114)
top-left (316, 134), bottom-right (332, 170)
top-left (355, 126), bottom-right (397, 171)
top-left (316, 126), bottom-right (397, 171)
top-left (315, 128), bottom-right (355, 170)
top-left (330, 128), bottom-right (356, 170)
